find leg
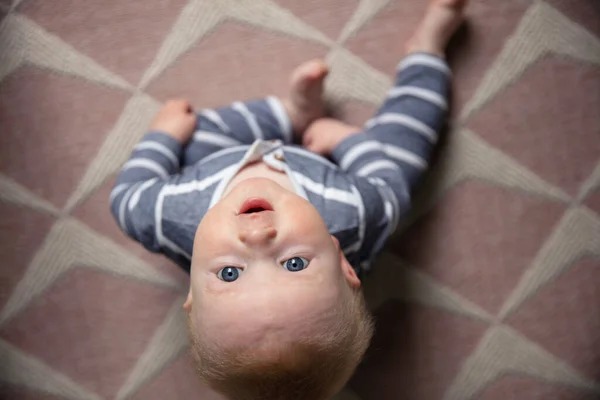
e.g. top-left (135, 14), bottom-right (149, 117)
top-left (364, 0), bottom-right (467, 184)
top-left (182, 60), bottom-right (329, 167)
top-left (405, 0), bottom-right (467, 58)
top-left (323, 0), bottom-right (466, 188)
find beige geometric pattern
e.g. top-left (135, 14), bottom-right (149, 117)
top-left (0, 174), bottom-right (60, 217)
top-left (445, 326), bottom-right (600, 400)
top-left (0, 218), bottom-right (184, 327)
top-left (139, 0), bottom-right (333, 89)
top-left (365, 252), bottom-right (493, 323)
top-left (578, 160), bottom-right (600, 202)
top-left (0, 339), bottom-right (102, 400)
top-left (63, 93), bottom-right (162, 212)
top-left (325, 46), bottom-right (391, 105)
top-left (116, 296), bottom-right (188, 400)
top-left (0, 14), bottom-right (133, 91)
top-left (397, 127), bottom-right (570, 230)
top-left (1, 0), bottom-right (599, 398)
top-left (462, 2), bottom-right (600, 121)
top-left (337, 0), bottom-right (391, 43)
top-left (499, 206), bottom-right (600, 319)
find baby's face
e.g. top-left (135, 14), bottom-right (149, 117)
top-left (186, 177), bottom-right (360, 348)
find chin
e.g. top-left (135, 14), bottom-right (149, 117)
top-left (228, 178), bottom-right (287, 201)
top-left (236, 177), bottom-right (281, 189)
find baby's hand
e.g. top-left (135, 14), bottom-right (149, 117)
top-left (150, 99), bottom-right (197, 143)
top-left (302, 118), bottom-right (361, 156)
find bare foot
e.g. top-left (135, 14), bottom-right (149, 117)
top-left (283, 59), bottom-right (329, 136)
top-left (406, 0), bottom-right (468, 57)
top-left (303, 118), bottom-right (361, 156)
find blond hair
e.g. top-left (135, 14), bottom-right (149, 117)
top-left (187, 287), bottom-right (373, 400)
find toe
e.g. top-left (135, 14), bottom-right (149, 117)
top-left (292, 59), bottom-right (329, 84)
top-left (433, 0), bottom-right (468, 11)
top-left (307, 60), bottom-right (329, 79)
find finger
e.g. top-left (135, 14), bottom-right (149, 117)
top-left (305, 141), bottom-right (320, 154)
top-left (186, 114), bottom-right (198, 127)
top-left (169, 99), bottom-right (192, 111)
top-left (307, 144), bottom-right (324, 155)
top-left (302, 131), bottom-right (313, 147)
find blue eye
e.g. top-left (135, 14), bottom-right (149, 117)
top-left (217, 267), bottom-right (242, 282)
top-left (282, 257), bottom-right (309, 272)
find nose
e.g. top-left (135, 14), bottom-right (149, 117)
top-left (238, 225), bottom-right (277, 245)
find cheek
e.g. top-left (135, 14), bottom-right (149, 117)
top-left (195, 219), bottom-right (216, 251)
top-left (194, 224), bottom-right (237, 268)
top-left (286, 205), bottom-right (328, 237)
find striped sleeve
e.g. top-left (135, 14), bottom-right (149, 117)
top-left (109, 131), bottom-right (182, 251)
top-left (332, 53), bottom-right (451, 261)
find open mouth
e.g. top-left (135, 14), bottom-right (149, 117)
top-left (239, 198), bottom-right (274, 214)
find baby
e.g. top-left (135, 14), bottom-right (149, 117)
top-left (110, 0), bottom-right (466, 398)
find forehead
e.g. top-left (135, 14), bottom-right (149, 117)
top-left (195, 280), bottom-right (341, 347)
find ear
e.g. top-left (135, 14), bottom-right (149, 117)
top-left (331, 235), bottom-right (361, 289)
top-left (183, 289), bottom-right (193, 312)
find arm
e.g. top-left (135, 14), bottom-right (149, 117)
top-left (109, 99), bottom-right (197, 252)
top-left (304, 54), bottom-right (451, 261)
top-left (331, 56), bottom-right (449, 191)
